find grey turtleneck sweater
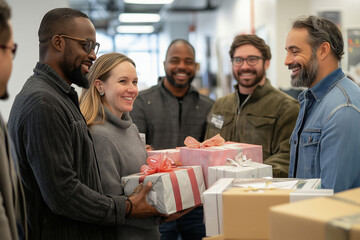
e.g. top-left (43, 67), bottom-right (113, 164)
top-left (90, 107), bottom-right (160, 240)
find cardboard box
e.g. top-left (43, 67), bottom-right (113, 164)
top-left (121, 166), bottom-right (205, 214)
top-left (269, 187), bottom-right (360, 240)
top-left (222, 187), bottom-right (334, 240)
top-left (203, 178), bottom-right (331, 237)
top-left (147, 149), bottom-right (180, 166)
top-left (180, 142), bottom-right (263, 188)
top-left (208, 162), bottom-right (273, 187)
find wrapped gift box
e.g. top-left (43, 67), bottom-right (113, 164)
top-left (147, 149), bottom-right (180, 166)
top-left (180, 142), bottom-right (263, 188)
top-left (121, 166), bottom-right (205, 215)
top-left (269, 187), bottom-right (360, 240)
top-left (208, 162), bottom-right (273, 187)
top-left (203, 178), bottom-right (332, 237)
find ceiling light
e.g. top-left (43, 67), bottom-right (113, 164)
top-left (119, 13), bottom-right (161, 23)
top-left (117, 25), bottom-right (155, 34)
top-left (123, 0), bottom-right (174, 4)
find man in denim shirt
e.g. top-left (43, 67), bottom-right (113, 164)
top-left (285, 15), bottom-right (360, 193)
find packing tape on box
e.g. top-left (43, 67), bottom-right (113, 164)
top-left (325, 196), bottom-right (360, 240)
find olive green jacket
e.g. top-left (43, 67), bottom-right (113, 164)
top-left (205, 79), bottom-right (299, 177)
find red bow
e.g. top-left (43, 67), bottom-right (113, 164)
top-left (184, 134), bottom-right (225, 148)
top-left (140, 154), bottom-right (175, 175)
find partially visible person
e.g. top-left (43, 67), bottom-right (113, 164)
top-left (205, 34), bottom-right (299, 177)
top-left (130, 39), bottom-right (213, 240)
top-left (80, 52), bottom-right (189, 239)
top-left (0, 1), bottom-right (27, 239)
top-left (8, 8), bottom-right (158, 240)
top-left (285, 15), bottom-right (360, 192)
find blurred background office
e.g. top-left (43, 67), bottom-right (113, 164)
top-left (3, 0), bottom-right (360, 121)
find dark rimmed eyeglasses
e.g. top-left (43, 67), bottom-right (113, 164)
top-left (231, 56), bottom-right (264, 67)
top-left (59, 35), bottom-right (100, 55)
top-left (0, 43), bottom-right (17, 59)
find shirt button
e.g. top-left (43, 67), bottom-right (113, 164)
top-left (147, 101), bottom-right (151, 104)
top-left (293, 140), bottom-right (297, 144)
top-left (308, 136), bottom-right (312, 142)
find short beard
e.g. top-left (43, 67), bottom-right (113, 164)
top-left (291, 51), bottom-right (318, 88)
top-left (234, 62), bottom-right (265, 88)
top-left (62, 48), bottom-right (89, 89)
top-left (165, 72), bottom-right (194, 89)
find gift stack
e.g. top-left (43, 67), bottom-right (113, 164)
top-left (203, 178), bottom-right (334, 238)
top-left (179, 134), bottom-right (269, 188)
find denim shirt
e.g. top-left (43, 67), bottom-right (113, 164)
top-left (289, 68), bottom-right (360, 192)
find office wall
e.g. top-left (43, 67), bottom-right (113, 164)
top-left (193, 0), bottom-right (360, 97)
top-left (2, 0), bottom-right (360, 120)
top-left (1, 0), bottom-right (68, 121)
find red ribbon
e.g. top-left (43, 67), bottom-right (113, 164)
top-left (184, 133), bottom-right (225, 148)
top-left (140, 154), bottom-right (174, 175)
top-left (139, 155), bottom-right (201, 212)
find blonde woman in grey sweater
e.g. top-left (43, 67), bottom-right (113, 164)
top-left (79, 53), bottom-right (161, 239)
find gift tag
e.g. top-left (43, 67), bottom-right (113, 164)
top-left (139, 133), bottom-right (146, 144)
top-left (210, 114), bottom-right (224, 129)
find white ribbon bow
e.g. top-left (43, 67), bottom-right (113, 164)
top-left (226, 152), bottom-right (252, 167)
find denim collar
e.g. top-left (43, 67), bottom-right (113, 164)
top-left (308, 68), bottom-right (345, 102)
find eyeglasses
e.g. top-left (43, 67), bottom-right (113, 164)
top-left (0, 43), bottom-right (17, 59)
top-left (59, 35), bottom-right (100, 55)
top-left (231, 56), bottom-right (264, 67)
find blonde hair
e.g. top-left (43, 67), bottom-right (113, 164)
top-left (79, 52), bottom-right (136, 126)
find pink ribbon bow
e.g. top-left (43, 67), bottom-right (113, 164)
top-left (184, 134), bottom-right (225, 148)
top-left (140, 154), bottom-right (175, 175)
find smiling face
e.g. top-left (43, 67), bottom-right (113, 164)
top-left (61, 17), bottom-right (97, 88)
top-left (285, 28), bottom-right (319, 88)
top-left (98, 61), bottom-right (138, 119)
top-left (232, 44), bottom-right (269, 91)
top-left (163, 41), bottom-right (197, 89)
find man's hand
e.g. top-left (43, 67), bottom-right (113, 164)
top-left (127, 182), bottom-right (160, 218)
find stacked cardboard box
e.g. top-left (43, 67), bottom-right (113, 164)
top-left (269, 187), bottom-right (360, 240)
top-left (203, 178), bottom-right (333, 238)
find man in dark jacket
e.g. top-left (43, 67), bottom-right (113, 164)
top-left (131, 39), bottom-right (213, 240)
top-left (8, 8), bottom-right (159, 240)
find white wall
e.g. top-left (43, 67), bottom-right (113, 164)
top-left (192, 0), bottom-right (360, 98)
top-left (3, 0), bottom-right (360, 120)
top-left (1, 0), bottom-right (69, 121)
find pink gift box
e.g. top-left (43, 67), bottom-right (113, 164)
top-left (180, 142), bottom-right (263, 188)
top-left (147, 149), bottom-right (180, 166)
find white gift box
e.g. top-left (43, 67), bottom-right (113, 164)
top-left (121, 165), bottom-right (205, 214)
top-left (207, 162), bottom-right (273, 187)
top-left (203, 178), bottom-right (333, 237)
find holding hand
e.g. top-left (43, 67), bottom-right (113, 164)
top-left (126, 182), bottom-right (160, 218)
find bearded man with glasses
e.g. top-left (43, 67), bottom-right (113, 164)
top-left (205, 34), bottom-right (299, 177)
top-left (7, 8), bottom-right (160, 240)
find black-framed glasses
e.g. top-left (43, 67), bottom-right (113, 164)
top-left (0, 43), bottom-right (17, 59)
top-left (59, 35), bottom-right (100, 55)
top-left (231, 56), bottom-right (264, 67)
